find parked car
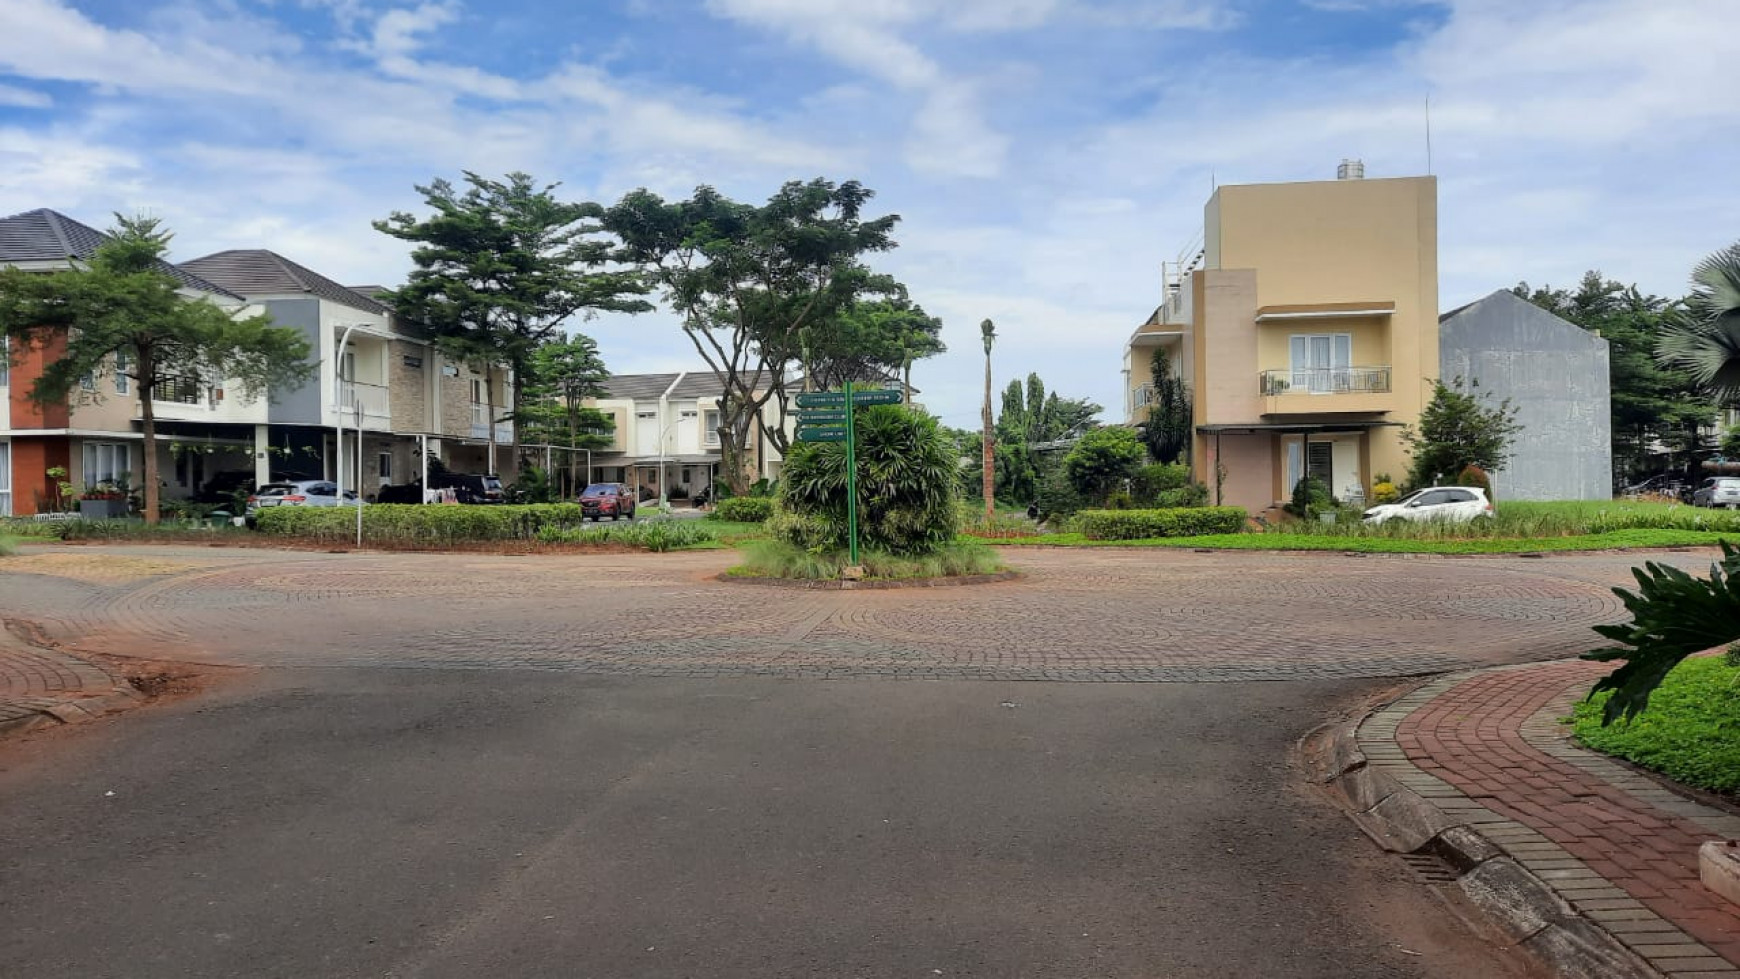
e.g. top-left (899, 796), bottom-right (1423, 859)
top-left (1691, 476), bottom-right (1740, 509)
top-left (193, 469), bottom-right (255, 506)
top-left (1362, 486), bottom-right (1493, 525)
top-left (578, 482), bottom-right (637, 521)
top-left (429, 471), bottom-right (505, 504)
top-left (244, 480), bottom-right (362, 526)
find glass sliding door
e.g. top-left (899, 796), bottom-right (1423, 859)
top-left (1289, 334), bottom-right (1353, 393)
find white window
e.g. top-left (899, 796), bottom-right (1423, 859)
top-left (703, 409), bottom-right (721, 446)
top-left (470, 378), bottom-right (485, 404)
top-left (0, 441), bottom-right (10, 516)
top-left (82, 442), bottom-right (132, 488)
top-left (0, 337), bottom-right (8, 388)
top-left (1289, 334), bottom-right (1352, 393)
top-left (680, 409), bottom-right (698, 419)
top-left (114, 352), bottom-right (129, 395)
top-left (340, 350), bottom-right (357, 383)
top-left (636, 410), bottom-right (657, 420)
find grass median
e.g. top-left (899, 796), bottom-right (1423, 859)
top-left (1572, 654), bottom-right (1740, 797)
top-left (980, 528), bottom-right (1740, 554)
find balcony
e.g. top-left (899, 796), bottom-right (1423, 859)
top-left (337, 380), bottom-right (392, 430)
top-left (1261, 366), bottom-right (1393, 415)
top-left (470, 403), bottom-right (514, 442)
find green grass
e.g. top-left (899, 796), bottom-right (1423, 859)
top-left (0, 518), bottom-right (71, 539)
top-left (980, 528), bottom-right (1739, 554)
top-left (1572, 655), bottom-right (1740, 795)
top-left (731, 539), bottom-right (1005, 580)
top-left (536, 519), bottom-right (723, 552)
top-left (1272, 500), bottom-right (1740, 540)
top-left (0, 536), bottom-right (15, 557)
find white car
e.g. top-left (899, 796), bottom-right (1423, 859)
top-left (1362, 486), bottom-right (1493, 525)
top-left (1692, 476), bottom-right (1740, 509)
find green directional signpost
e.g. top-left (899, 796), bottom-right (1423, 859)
top-left (794, 381), bottom-right (903, 567)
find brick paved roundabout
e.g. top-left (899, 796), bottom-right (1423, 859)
top-left (0, 543), bottom-right (1709, 684)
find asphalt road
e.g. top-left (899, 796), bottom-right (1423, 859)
top-left (0, 668), bottom-right (1540, 979)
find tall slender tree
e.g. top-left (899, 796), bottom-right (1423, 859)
top-left (516, 334), bottom-right (615, 494)
top-left (376, 171), bottom-right (650, 475)
top-left (1139, 347), bottom-right (1192, 464)
top-left (0, 216), bottom-right (313, 522)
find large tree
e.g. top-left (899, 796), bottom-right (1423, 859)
top-left (1515, 273), bottom-right (1713, 476)
top-left (602, 179), bottom-right (900, 493)
top-left (0, 216), bottom-right (313, 522)
top-left (376, 171), bottom-right (649, 474)
top-left (803, 296), bottom-right (944, 394)
top-left (1657, 242), bottom-right (1740, 403)
top-left (515, 334), bottom-right (616, 495)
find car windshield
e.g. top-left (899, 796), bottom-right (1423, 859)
top-left (581, 484), bottom-right (617, 496)
top-left (255, 484), bottom-right (295, 496)
top-left (1392, 490), bottom-right (1427, 506)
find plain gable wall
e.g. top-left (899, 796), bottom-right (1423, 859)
top-left (1439, 291), bottom-right (1612, 500)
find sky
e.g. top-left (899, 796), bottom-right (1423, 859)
top-left (1, 0), bottom-right (1736, 430)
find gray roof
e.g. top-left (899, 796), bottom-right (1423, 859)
top-left (182, 249), bottom-right (390, 314)
top-left (0, 208), bottom-right (243, 299)
top-left (600, 372), bottom-right (733, 402)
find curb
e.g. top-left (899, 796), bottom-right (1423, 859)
top-left (715, 570), bottom-right (1021, 589)
top-left (0, 685), bottom-right (143, 740)
top-left (1308, 669), bottom-right (1737, 979)
top-left (1, 619), bottom-right (146, 741)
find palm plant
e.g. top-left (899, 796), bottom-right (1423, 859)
top-left (1657, 242), bottom-right (1740, 401)
top-left (776, 405), bottom-right (959, 555)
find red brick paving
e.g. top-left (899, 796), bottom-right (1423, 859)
top-left (1397, 661), bottom-right (1740, 967)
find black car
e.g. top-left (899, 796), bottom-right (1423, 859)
top-left (429, 471), bottom-right (505, 504)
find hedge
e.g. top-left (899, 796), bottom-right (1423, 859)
top-left (713, 497), bottom-right (773, 523)
top-left (1073, 506), bottom-right (1248, 540)
top-left (254, 503), bottom-right (588, 543)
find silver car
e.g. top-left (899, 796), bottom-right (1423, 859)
top-left (1692, 476), bottom-right (1740, 509)
top-left (245, 480), bottom-right (363, 515)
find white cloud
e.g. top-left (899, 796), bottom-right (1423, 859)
top-left (0, 83), bottom-right (51, 108)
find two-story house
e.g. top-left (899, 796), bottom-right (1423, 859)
top-left (0, 208), bottom-right (261, 516)
top-left (587, 372), bottom-right (791, 502)
top-left (1124, 169), bottom-right (1440, 516)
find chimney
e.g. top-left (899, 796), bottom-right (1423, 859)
top-left (1337, 159), bottom-right (1365, 180)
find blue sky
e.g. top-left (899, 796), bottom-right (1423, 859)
top-left (1, 0), bottom-right (1736, 428)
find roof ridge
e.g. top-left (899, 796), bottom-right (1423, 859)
top-left (264, 250), bottom-right (314, 293)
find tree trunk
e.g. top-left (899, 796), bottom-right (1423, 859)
top-left (137, 344), bottom-right (159, 524)
top-left (982, 351), bottom-right (994, 523)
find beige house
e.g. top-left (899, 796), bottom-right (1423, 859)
top-left (1124, 167), bottom-right (1438, 517)
top-left (586, 372), bottom-right (790, 502)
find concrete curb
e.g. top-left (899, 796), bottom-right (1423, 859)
top-left (1308, 668), bottom-right (1732, 979)
top-left (0, 685), bottom-right (143, 740)
top-left (0, 621), bottom-right (145, 741)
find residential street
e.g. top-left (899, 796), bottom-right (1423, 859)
top-left (1, 544), bottom-right (1700, 978)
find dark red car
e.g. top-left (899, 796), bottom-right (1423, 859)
top-left (579, 482), bottom-right (637, 521)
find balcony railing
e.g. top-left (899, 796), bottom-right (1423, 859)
top-left (1260, 367), bottom-right (1391, 396)
top-left (469, 404), bottom-right (513, 442)
top-left (338, 380), bottom-right (391, 427)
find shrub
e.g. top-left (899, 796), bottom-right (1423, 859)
top-left (1372, 481), bottom-right (1401, 504)
top-left (714, 497), bottom-right (774, 523)
top-left (1105, 488), bottom-right (1137, 510)
top-left (1152, 483), bottom-right (1209, 508)
top-left (1457, 464), bottom-right (1492, 498)
top-left (1073, 506), bottom-right (1247, 540)
top-left (536, 520), bottom-right (718, 552)
top-left (1283, 476), bottom-right (1334, 519)
top-left (255, 503), bottom-right (588, 543)
top-left (1063, 428), bottom-right (1145, 504)
top-left (777, 405), bottom-right (959, 556)
top-left (1132, 463), bottom-right (1191, 500)
top-left (1033, 466), bottom-right (1086, 523)
top-left (734, 538), bottom-right (1003, 580)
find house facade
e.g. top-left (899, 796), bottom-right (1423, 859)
top-left (0, 210), bottom-right (521, 515)
top-left (586, 372), bottom-right (790, 501)
top-left (1123, 170), bottom-right (1440, 517)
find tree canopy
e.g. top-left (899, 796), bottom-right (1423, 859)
top-left (1657, 242), bottom-right (1740, 403)
top-left (0, 216), bottom-right (313, 521)
top-left (803, 296), bottom-right (944, 393)
top-left (514, 334), bottom-right (616, 494)
top-left (602, 179), bottom-right (902, 493)
top-left (1063, 427), bottom-right (1145, 505)
top-left (376, 171), bottom-right (650, 466)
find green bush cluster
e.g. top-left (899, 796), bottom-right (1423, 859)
top-left (536, 520), bottom-right (719, 552)
top-left (255, 503), bottom-right (589, 542)
top-left (712, 497), bottom-right (773, 523)
top-left (53, 519), bottom-right (251, 541)
top-left (1073, 506), bottom-right (1248, 540)
top-left (733, 539), bottom-right (1003, 580)
top-left (777, 405), bottom-right (958, 556)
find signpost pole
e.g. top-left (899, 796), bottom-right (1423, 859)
top-left (844, 381), bottom-right (859, 567)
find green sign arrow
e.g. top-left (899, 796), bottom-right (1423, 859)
top-left (797, 410), bottom-right (847, 424)
top-left (795, 391), bottom-right (846, 407)
top-left (848, 389), bottom-right (902, 406)
top-left (797, 427), bottom-right (848, 443)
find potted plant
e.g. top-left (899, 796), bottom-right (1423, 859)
top-left (78, 481), bottom-right (130, 520)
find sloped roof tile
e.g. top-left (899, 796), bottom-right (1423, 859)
top-left (0, 208), bottom-right (242, 299)
top-left (181, 249), bottom-right (390, 314)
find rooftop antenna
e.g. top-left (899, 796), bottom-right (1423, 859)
top-left (1425, 94), bottom-right (1434, 175)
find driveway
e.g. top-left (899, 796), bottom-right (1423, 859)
top-left (0, 544), bottom-right (1684, 977)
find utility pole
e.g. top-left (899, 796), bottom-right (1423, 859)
top-left (980, 318), bottom-right (996, 524)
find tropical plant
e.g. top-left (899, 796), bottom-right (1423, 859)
top-left (1062, 427), bottom-right (1145, 505)
top-left (1033, 466), bottom-right (1086, 525)
top-left (1656, 242), bottom-right (1740, 402)
top-left (775, 405), bottom-right (958, 555)
top-left (1402, 378), bottom-right (1523, 489)
top-left (1138, 346), bottom-right (1192, 464)
top-left (1283, 476), bottom-right (1333, 519)
top-left (1584, 543), bottom-right (1740, 723)
top-left (0, 216), bottom-right (313, 522)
